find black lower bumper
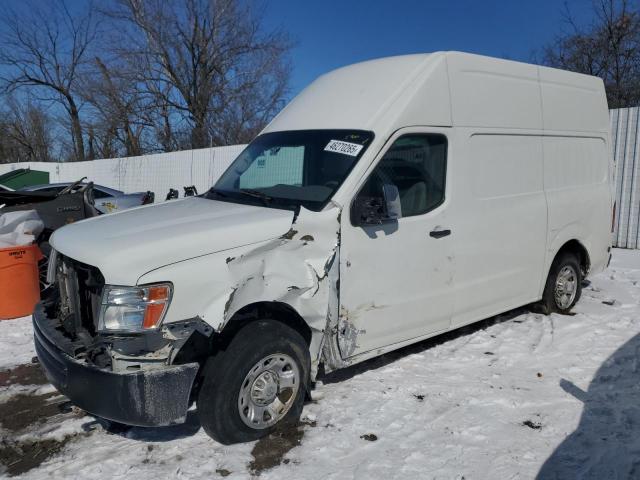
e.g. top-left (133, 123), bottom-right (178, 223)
top-left (33, 304), bottom-right (199, 427)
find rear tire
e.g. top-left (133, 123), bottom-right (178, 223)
top-left (197, 320), bottom-right (310, 445)
top-left (538, 252), bottom-right (582, 315)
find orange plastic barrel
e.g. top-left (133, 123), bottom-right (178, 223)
top-left (0, 244), bottom-right (43, 319)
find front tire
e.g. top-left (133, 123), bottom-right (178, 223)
top-left (197, 320), bottom-right (310, 444)
top-left (539, 252), bottom-right (582, 314)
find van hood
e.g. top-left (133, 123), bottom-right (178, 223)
top-left (50, 197), bottom-right (295, 285)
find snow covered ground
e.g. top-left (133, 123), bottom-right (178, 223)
top-left (1, 249), bottom-right (640, 479)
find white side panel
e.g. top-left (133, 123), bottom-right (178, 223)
top-left (446, 53), bottom-right (543, 130)
top-left (543, 136), bottom-right (612, 276)
top-left (544, 137), bottom-right (608, 189)
top-left (451, 132), bottom-right (547, 327)
top-left (539, 66), bottom-right (609, 134)
top-left (471, 137), bottom-right (543, 198)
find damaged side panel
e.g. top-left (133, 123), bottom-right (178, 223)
top-left (138, 205), bottom-right (347, 378)
top-left (221, 206), bottom-right (343, 378)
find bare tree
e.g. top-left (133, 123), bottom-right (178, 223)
top-left (542, 0), bottom-right (640, 108)
top-left (81, 57), bottom-right (150, 157)
top-left (153, 82), bottom-right (179, 151)
top-left (0, 0), bottom-right (292, 161)
top-left (0, 0), bottom-right (99, 161)
top-left (0, 96), bottom-right (55, 163)
top-left (207, 52), bottom-right (290, 145)
top-left (106, 0), bottom-right (292, 149)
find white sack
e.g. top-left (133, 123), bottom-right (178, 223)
top-left (0, 210), bottom-right (44, 248)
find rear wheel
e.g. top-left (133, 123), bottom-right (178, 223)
top-left (539, 252), bottom-right (582, 314)
top-left (197, 320), bottom-right (310, 444)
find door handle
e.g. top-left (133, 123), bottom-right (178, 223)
top-left (429, 228), bottom-right (451, 239)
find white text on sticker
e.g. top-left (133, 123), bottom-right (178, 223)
top-left (324, 140), bottom-right (364, 157)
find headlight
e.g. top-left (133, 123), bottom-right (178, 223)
top-left (98, 283), bottom-right (172, 333)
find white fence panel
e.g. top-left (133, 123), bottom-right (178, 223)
top-left (612, 107), bottom-right (640, 248)
top-left (0, 145), bottom-right (245, 200)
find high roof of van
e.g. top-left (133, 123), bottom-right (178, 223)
top-left (263, 51), bottom-right (609, 136)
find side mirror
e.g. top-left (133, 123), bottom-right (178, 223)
top-left (382, 184), bottom-right (402, 220)
top-left (352, 184), bottom-right (403, 225)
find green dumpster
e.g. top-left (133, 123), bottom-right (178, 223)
top-left (0, 168), bottom-right (50, 190)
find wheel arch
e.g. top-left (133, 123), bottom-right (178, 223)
top-left (554, 239), bottom-right (591, 276)
top-left (535, 238), bottom-right (588, 314)
top-left (219, 301), bottom-right (313, 347)
top-left (542, 239), bottom-right (591, 296)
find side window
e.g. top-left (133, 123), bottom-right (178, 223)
top-left (358, 134), bottom-right (447, 218)
top-left (92, 189), bottom-right (112, 199)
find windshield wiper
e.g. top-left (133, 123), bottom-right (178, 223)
top-left (239, 188), bottom-right (272, 204)
top-left (206, 188), bottom-right (229, 199)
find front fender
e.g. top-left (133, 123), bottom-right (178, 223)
top-left (138, 206), bottom-right (342, 336)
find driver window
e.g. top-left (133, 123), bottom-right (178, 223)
top-left (359, 134), bottom-right (447, 218)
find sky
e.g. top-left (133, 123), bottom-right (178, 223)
top-left (262, 0), bottom-right (597, 97)
top-left (1, 0), bottom-right (599, 101)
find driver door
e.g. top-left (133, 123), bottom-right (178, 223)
top-left (338, 128), bottom-right (455, 358)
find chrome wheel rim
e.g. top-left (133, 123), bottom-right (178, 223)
top-left (238, 353), bottom-right (300, 430)
top-left (554, 265), bottom-right (578, 309)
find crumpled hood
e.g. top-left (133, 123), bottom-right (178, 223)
top-left (50, 197), bottom-right (295, 285)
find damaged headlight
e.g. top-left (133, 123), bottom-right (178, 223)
top-left (98, 283), bottom-right (172, 333)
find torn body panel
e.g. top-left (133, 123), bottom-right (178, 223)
top-left (138, 205), bottom-right (347, 379)
top-left (221, 206), bottom-right (343, 378)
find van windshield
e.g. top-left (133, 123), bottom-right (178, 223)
top-left (208, 130), bottom-right (374, 211)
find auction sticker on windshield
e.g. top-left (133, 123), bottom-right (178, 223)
top-left (324, 140), bottom-right (364, 157)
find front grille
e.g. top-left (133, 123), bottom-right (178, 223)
top-left (56, 255), bottom-right (105, 338)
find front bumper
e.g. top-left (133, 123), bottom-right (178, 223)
top-left (33, 303), bottom-right (199, 427)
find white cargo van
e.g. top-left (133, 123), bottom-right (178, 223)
top-left (34, 52), bottom-right (613, 444)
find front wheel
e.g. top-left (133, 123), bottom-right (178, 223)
top-left (538, 252), bottom-right (582, 314)
top-left (197, 320), bottom-right (310, 444)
